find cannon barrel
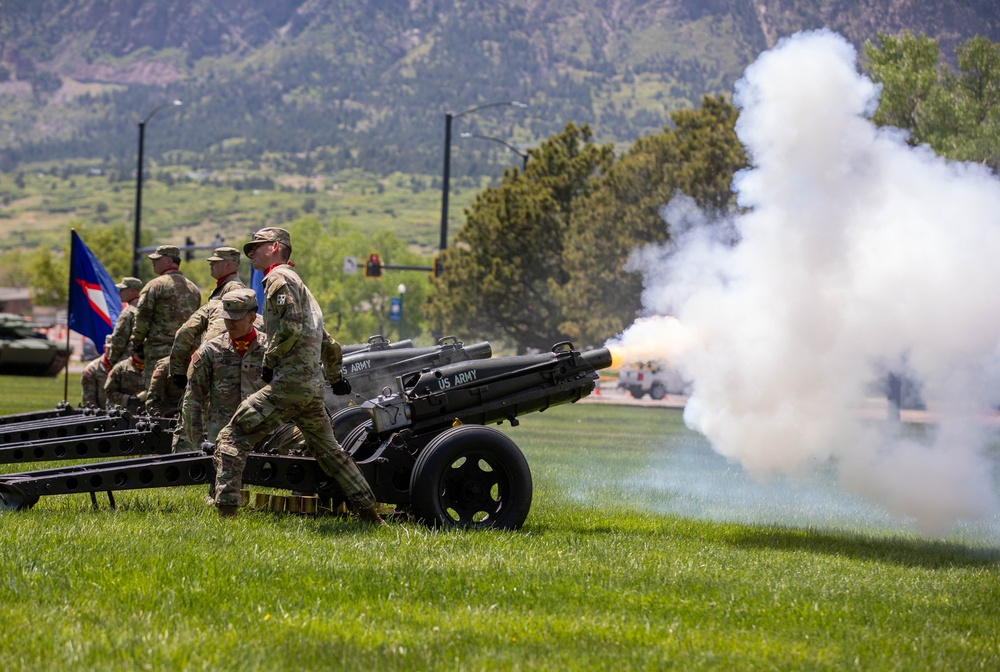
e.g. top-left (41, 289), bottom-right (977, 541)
top-left (366, 343), bottom-right (612, 437)
top-left (582, 347), bottom-right (612, 371)
top-left (342, 334), bottom-right (413, 356)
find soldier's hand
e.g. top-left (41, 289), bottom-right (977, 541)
top-left (171, 374), bottom-right (188, 389)
top-left (262, 367), bottom-right (274, 383)
top-left (332, 379), bottom-right (352, 395)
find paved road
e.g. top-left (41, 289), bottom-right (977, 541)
top-left (581, 380), bottom-right (1000, 425)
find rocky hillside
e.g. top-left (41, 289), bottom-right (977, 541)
top-left (0, 0), bottom-right (997, 176)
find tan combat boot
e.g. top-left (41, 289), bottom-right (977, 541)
top-left (218, 504), bottom-right (239, 518)
top-left (357, 505), bottom-right (387, 526)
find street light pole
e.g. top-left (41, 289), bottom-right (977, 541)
top-left (439, 100), bottom-right (527, 252)
top-left (132, 100), bottom-right (182, 276)
top-left (460, 132), bottom-right (529, 172)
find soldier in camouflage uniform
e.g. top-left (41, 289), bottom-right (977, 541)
top-left (168, 247), bottom-right (249, 387)
top-left (213, 227), bottom-right (381, 522)
top-left (106, 277), bottom-right (142, 365)
top-left (130, 245), bottom-right (201, 389)
top-left (104, 354), bottom-right (145, 412)
top-left (179, 288), bottom-right (303, 457)
top-left (80, 336), bottom-right (113, 409)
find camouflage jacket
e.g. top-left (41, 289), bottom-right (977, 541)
top-left (145, 356), bottom-right (184, 417)
top-left (130, 269), bottom-right (201, 355)
top-left (106, 302), bottom-right (138, 364)
top-left (81, 356), bottom-right (110, 409)
top-left (262, 264), bottom-right (343, 396)
top-left (168, 274), bottom-right (247, 377)
top-left (104, 357), bottom-right (144, 409)
top-left (181, 330), bottom-right (268, 446)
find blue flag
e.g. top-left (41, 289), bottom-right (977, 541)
top-left (68, 230), bottom-right (122, 355)
top-left (250, 267), bottom-right (265, 314)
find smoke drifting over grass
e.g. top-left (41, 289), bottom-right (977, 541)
top-left (609, 30), bottom-right (1000, 536)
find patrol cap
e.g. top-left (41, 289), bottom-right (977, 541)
top-left (147, 245), bottom-right (180, 260)
top-left (243, 227), bottom-right (292, 256)
top-left (206, 247), bottom-right (241, 263)
top-left (220, 287), bottom-right (258, 320)
top-left (115, 277), bottom-right (142, 291)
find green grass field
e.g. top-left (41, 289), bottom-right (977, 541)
top-left (1, 374), bottom-right (998, 670)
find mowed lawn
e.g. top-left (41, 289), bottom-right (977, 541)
top-left (1, 373), bottom-right (998, 671)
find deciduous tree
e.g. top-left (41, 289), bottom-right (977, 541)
top-left (558, 96), bottom-right (746, 346)
top-left (427, 123), bottom-right (614, 352)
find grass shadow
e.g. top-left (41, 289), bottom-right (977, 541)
top-left (721, 524), bottom-right (1000, 569)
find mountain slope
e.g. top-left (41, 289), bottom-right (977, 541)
top-left (0, 0), bottom-right (997, 176)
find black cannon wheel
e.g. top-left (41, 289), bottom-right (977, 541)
top-left (331, 406), bottom-right (373, 446)
top-left (649, 382), bottom-right (667, 400)
top-left (409, 425), bottom-right (532, 530)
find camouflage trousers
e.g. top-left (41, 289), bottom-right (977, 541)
top-left (212, 387), bottom-right (375, 509)
top-left (142, 345), bottom-right (171, 390)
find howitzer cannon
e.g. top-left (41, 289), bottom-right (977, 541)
top-left (0, 343), bottom-right (611, 531)
top-left (0, 337), bottom-right (482, 466)
top-left (344, 342), bottom-right (611, 528)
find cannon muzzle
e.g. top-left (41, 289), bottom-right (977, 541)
top-left (582, 347), bottom-right (612, 372)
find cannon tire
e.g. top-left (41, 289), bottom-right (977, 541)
top-left (649, 382), bottom-right (667, 401)
top-left (410, 425), bottom-right (532, 530)
top-left (629, 386), bottom-right (645, 399)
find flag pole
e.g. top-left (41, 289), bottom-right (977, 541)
top-left (63, 228), bottom-right (74, 403)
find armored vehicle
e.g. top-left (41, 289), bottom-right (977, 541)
top-left (0, 314), bottom-right (71, 377)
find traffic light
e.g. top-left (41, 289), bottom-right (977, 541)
top-left (184, 236), bottom-right (195, 262)
top-left (433, 256), bottom-right (443, 278)
top-left (364, 253), bottom-right (382, 278)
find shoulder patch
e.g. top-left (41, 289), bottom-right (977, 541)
top-left (190, 350), bottom-right (201, 365)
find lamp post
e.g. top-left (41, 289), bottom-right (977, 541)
top-left (132, 100), bottom-right (182, 276)
top-left (440, 100), bottom-right (527, 251)
top-left (460, 132), bottom-right (529, 172)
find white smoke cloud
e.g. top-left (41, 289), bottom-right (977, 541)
top-left (610, 29), bottom-right (1000, 536)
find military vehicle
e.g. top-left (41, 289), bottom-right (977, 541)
top-left (0, 313), bottom-right (71, 377)
top-left (617, 360), bottom-right (690, 400)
